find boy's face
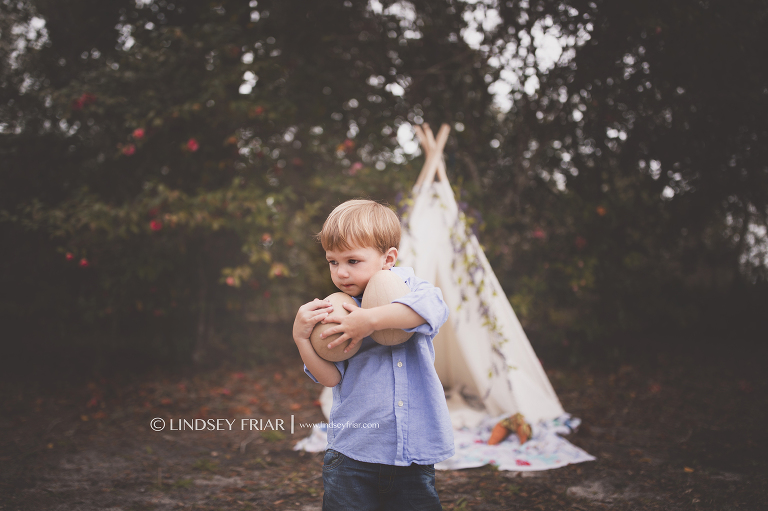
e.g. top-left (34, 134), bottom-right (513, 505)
top-left (325, 244), bottom-right (397, 297)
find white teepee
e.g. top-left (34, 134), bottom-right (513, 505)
top-left (319, 123), bottom-right (564, 425)
top-left (398, 123), bottom-right (563, 424)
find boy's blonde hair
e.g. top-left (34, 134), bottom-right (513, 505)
top-left (318, 199), bottom-right (400, 253)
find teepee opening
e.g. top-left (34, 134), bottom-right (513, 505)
top-left (432, 274), bottom-right (483, 402)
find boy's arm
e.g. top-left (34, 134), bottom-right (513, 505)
top-left (293, 299), bottom-right (342, 387)
top-left (325, 270), bottom-right (448, 352)
top-left (389, 274), bottom-right (449, 337)
top-left (324, 302), bottom-right (425, 351)
top-left (296, 339), bottom-right (342, 387)
top-left (368, 302), bottom-right (426, 331)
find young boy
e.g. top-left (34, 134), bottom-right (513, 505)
top-left (292, 199), bottom-right (454, 511)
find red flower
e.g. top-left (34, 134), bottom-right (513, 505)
top-left (186, 138), bottom-right (199, 152)
top-left (226, 276), bottom-right (235, 286)
top-left (72, 93), bottom-right (96, 110)
top-left (65, 253), bottom-right (74, 261)
top-left (343, 139), bottom-right (355, 152)
top-left (515, 459), bottom-right (531, 466)
top-left (263, 290), bottom-right (271, 299)
top-left (122, 144), bottom-right (136, 156)
top-left (150, 220), bottom-right (163, 231)
top-left (348, 162), bottom-right (363, 176)
top-left (79, 258), bottom-right (90, 268)
top-left (132, 128), bottom-right (145, 139)
top-left (253, 106), bottom-right (265, 116)
top-left (532, 228), bottom-right (546, 239)
top-left (261, 233), bottom-right (272, 244)
top-left (575, 236), bottom-right (587, 249)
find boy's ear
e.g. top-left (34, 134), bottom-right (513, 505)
top-left (382, 247), bottom-right (398, 270)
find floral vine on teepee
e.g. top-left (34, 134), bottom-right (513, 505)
top-left (444, 188), bottom-right (516, 386)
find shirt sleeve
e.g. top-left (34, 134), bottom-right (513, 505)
top-left (303, 361), bottom-right (346, 385)
top-left (391, 270), bottom-right (449, 338)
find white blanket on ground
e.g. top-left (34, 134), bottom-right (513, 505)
top-left (293, 413), bottom-right (595, 472)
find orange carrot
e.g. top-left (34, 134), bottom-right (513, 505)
top-left (488, 422), bottom-right (511, 445)
top-left (488, 413), bottom-right (532, 445)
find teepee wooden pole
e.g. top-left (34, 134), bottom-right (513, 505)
top-left (413, 125), bottom-right (431, 188)
top-left (414, 123), bottom-right (450, 190)
top-left (423, 124), bottom-right (450, 183)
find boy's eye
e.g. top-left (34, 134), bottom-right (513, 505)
top-left (328, 260), bottom-right (337, 266)
top-left (348, 259), bottom-right (359, 264)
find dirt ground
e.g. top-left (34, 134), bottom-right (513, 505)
top-left (1, 339), bottom-right (766, 510)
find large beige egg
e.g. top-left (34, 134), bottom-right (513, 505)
top-left (310, 292), bottom-right (361, 362)
top-left (361, 270), bottom-right (413, 346)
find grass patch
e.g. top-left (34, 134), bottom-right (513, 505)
top-left (173, 478), bottom-right (193, 489)
top-left (192, 458), bottom-right (219, 472)
top-left (246, 457), bottom-right (269, 468)
top-left (260, 430), bottom-right (285, 442)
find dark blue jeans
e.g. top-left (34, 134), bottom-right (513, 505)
top-left (322, 449), bottom-right (442, 511)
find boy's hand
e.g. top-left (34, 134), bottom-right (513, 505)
top-left (293, 298), bottom-right (334, 344)
top-left (322, 302), bottom-right (374, 353)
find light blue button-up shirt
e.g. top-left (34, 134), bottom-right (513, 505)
top-left (304, 266), bottom-right (454, 466)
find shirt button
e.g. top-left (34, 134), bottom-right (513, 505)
top-left (397, 361), bottom-right (403, 367)
top-left (398, 400), bottom-right (403, 407)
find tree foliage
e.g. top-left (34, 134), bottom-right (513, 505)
top-left (1, 0), bottom-right (766, 366)
top-left (484, 0), bottom-right (768, 344)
